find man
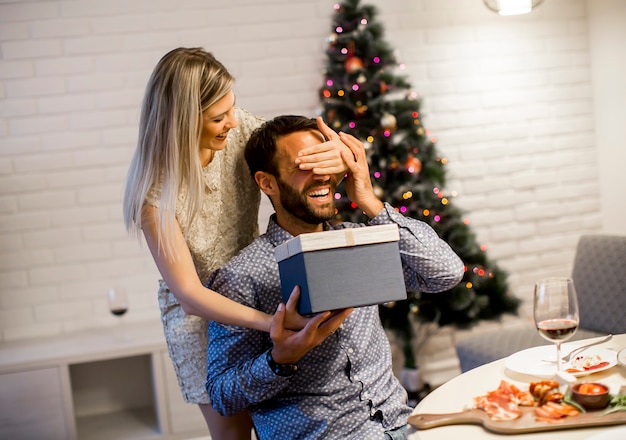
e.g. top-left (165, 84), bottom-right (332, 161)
top-left (206, 115), bottom-right (464, 439)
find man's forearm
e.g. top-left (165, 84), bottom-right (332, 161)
top-left (206, 323), bottom-right (288, 415)
top-left (368, 203), bottom-right (464, 292)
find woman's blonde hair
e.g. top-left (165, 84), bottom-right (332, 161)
top-left (123, 47), bottom-right (234, 259)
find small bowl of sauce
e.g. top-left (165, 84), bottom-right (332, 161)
top-left (571, 382), bottom-right (610, 410)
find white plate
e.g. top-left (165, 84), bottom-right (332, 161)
top-left (618, 347), bottom-right (626, 368)
top-left (505, 345), bottom-right (617, 378)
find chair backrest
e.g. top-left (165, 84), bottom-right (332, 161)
top-left (572, 234), bottom-right (626, 334)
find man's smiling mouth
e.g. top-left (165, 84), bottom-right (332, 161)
top-left (309, 188), bottom-right (330, 199)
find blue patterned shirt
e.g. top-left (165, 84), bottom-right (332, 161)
top-left (206, 203), bottom-right (464, 440)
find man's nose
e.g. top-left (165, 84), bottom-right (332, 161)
top-left (313, 173), bottom-right (331, 181)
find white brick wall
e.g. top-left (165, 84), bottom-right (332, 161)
top-left (0, 0), bottom-right (620, 342)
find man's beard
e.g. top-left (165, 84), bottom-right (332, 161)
top-left (276, 177), bottom-right (336, 225)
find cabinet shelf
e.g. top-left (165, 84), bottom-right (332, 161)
top-left (76, 407), bottom-right (160, 440)
top-left (70, 354), bottom-right (159, 439)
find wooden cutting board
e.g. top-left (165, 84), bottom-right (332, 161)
top-left (408, 407), bottom-right (626, 434)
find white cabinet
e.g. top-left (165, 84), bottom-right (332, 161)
top-left (0, 321), bottom-right (208, 440)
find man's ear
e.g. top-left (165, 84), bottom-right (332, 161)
top-left (255, 171), bottom-right (278, 197)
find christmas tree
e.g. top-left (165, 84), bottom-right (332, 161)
top-left (319, 0), bottom-right (520, 368)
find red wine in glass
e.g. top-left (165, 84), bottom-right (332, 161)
top-left (107, 287), bottom-right (129, 340)
top-left (110, 307), bottom-right (128, 317)
top-left (536, 318), bottom-right (579, 341)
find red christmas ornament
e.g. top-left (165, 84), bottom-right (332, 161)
top-left (405, 155), bottom-right (422, 174)
top-left (345, 56), bottom-right (364, 73)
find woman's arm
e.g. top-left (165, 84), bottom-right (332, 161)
top-left (141, 204), bottom-right (273, 332)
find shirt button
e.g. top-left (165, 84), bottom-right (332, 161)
top-left (348, 348), bottom-right (354, 354)
top-left (353, 375), bottom-right (359, 381)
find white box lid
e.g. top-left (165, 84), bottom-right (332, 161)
top-left (274, 224), bottom-right (399, 262)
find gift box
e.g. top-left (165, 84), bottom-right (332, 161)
top-left (274, 224), bottom-right (407, 314)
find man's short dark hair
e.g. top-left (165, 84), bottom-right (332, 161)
top-left (244, 115), bottom-right (319, 178)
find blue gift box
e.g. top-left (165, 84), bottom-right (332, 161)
top-left (274, 224), bottom-right (407, 314)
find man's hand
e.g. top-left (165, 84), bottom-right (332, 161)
top-left (281, 285), bottom-right (309, 331)
top-left (294, 117), bottom-right (350, 177)
top-left (338, 132), bottom-right (384, 218)
top-left (269, 294), bottom-right (353, 365)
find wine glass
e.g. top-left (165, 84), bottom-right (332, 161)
top-left (107, 287), bottom-right (129, 341)
top-left (533, 277), bottom-right (579, 372)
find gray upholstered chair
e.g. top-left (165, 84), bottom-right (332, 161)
top-left (455, 234), bottom-right (626, 372)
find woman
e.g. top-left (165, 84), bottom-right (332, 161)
top-left (123, 48), bottom-right (347, 439)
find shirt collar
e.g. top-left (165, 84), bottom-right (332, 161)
top-left (264, 214), bottom-right (334, 248)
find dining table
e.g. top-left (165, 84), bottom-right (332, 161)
top-left (407, 333), bottom-right (626, 439)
